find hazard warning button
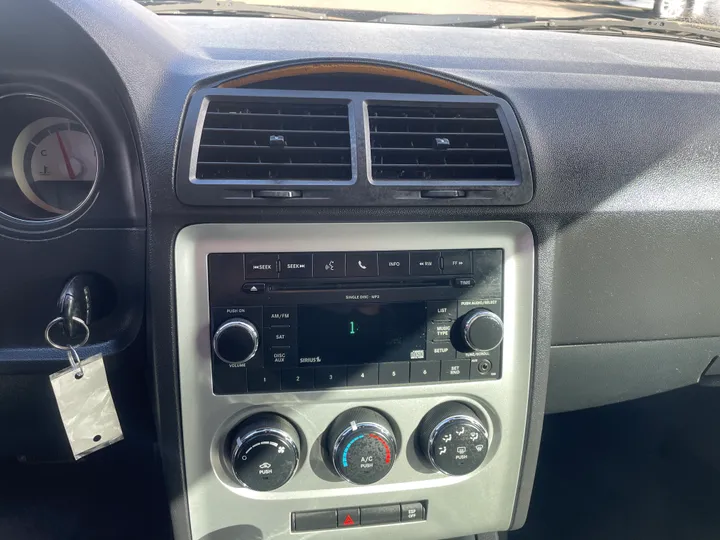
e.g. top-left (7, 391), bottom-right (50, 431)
top-left (338, 507), bottom-right (360, 527)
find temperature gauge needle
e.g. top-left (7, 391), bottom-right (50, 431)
top-left (56, 132), bottom-right (76, 179)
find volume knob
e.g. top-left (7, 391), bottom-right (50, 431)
top-left (213, 318), bottom-right (259, 364)
top-left (457, 309), bottom-right (504, 352)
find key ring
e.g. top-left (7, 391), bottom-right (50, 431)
top-left (66, 345), bottom-right (84, 379)
top-left (45, 316), bottom-right (89, 379)
top-left (44, 316), bottom-right (90, 350)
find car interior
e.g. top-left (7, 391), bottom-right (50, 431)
top-left (1, 0), bottom-right (720, 539)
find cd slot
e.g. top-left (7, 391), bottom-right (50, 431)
top-left (268, 278), bottom-right (451, 292)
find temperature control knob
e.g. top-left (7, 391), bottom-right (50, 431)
top-left (213, 318), bottom-right (259, 364)
top-left (227, 414), bottom-right (301, 491)
top-left (456, 309), bottom-right (504, 352)
top-left (326, 407), bottom-right (397, 485)
top-left (418, 402), bottom-right (489, 476)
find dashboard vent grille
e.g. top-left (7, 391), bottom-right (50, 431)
top-left (196, 101), bottom-right (352, 182)
top-left (368, 104), bottom-right (515, 182)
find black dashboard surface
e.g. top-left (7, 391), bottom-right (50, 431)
top-left (48, 0), bottom-right (720, 397)
top-left (2, 0), bottom-right (720, 536)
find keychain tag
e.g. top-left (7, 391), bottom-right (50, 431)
top-left (50, 353), bottom-right (124, 459)
top-left (45, 316), bottom-right (123, 460)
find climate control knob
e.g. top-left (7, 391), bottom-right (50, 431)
top-left (456, 309), bottom-right (504, 352)
top-left (227, 413), bottom-right (301, 491)
top-left (326, 407), bottom-right (397, 485)
top-left (418, 402), bottom-right (489, 476)
top-left (213, 318), bottom-right (259, 364)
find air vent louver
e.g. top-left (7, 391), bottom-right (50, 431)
top-left (368, 105), bottom-right (515, 183)
top-left (196, 101), bottom-right (352, 182)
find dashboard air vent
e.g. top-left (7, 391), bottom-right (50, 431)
top-left (196, 101), bottom-right (352, 182)
top-left (368, 104), bottom-right (515, 183)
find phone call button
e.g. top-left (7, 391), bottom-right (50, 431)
top-left (346, 252), bottom-right (379, 277)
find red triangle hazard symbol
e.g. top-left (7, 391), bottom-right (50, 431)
top-left (343, 514), bottom-right (355, 526)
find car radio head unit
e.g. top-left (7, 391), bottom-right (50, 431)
top-left (208, 249), bottom-right (503, 395)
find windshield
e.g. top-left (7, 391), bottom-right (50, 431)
top-left (138, 0), bottom-right (720, 28)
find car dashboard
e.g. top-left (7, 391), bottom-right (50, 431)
top-left (1, 1), bottom-right (720, 539)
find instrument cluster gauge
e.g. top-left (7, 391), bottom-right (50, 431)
top-left (11, 116), bottom-right (99, 216)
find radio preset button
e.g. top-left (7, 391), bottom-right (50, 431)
top-left (245, 254), bottom-right (278, 279)
top-left (347, 364), bottom-right (379, 387)
top-left (410, 361), bottom-right (441, 383)
top-left (441, 360), bottom-right (471, 381)
top-left (314, 366), bottom-right (347, 389)
top-left (281, 368), bottom-right (314, 391)
top-left (313, 253), bottom-right (346, 278)
top-left (442, 251), bottom-right (472, 274)
top-left (264, 306), bottom-right (296, 327)
top-left (346, 252), bottom-right (379, 277)
top-left (247, 369), bottom-right (282, 392)
top-left (279, 253), bottom-right (313, 278)
top-left (410, 251), bottom-right (441, 276)
top-left (378, 361), bottom-right (410, 385)
top-left (378, 251), bottom-right (410, 276)
top-left (427, 301), bottom-right (457, 321)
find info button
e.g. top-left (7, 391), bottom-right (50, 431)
top-left (378, 251), bottom-right (410, 277)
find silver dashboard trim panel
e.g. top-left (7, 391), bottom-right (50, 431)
top-left (175, 221), bottom-right (535, 540)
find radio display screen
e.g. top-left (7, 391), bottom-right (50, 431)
top-left (298, 302), bottom-right (427, 365)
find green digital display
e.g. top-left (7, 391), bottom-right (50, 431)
top-left (349, 321), bottom-right (357, 335)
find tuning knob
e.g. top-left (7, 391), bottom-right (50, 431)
top-left (456, 309), bottom-right (504, 352)
top-left (227, 414), bottom-right (301, 491)
top-left (326, 407), bottom-right (397, 485)
top-left (418, 402), bottom-right (489, 476)
top-left (213, 318), bottom-right (259, 364)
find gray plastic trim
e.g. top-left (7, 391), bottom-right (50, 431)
top-left (547, 337), bottom-right (720, 413)
top-left (175, 221), bottom-right (535, 540)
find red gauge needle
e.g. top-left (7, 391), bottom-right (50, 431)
top-left (56, 131), bottom-right (76, 180)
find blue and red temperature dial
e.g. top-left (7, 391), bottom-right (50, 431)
top-left (327, 408), bottom-right (397, 485)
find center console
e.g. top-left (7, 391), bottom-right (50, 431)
top-left (175, 221), bottom-right (534, 540)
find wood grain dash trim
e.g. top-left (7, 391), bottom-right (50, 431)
top-left (217, 63), bottom-right (485, 95)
